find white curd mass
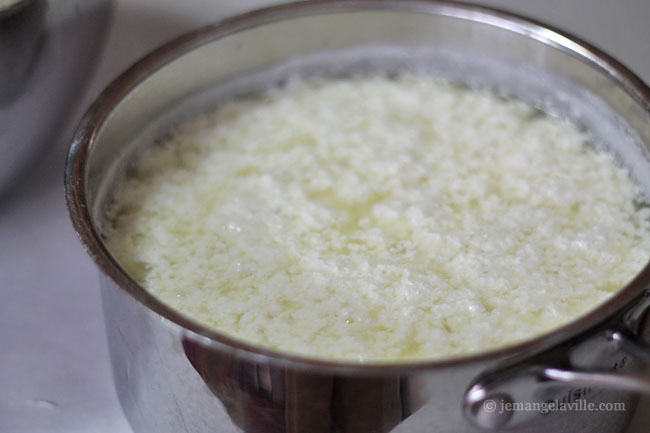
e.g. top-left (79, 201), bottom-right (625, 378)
top-left (105, 75), bottom-right (650, 361)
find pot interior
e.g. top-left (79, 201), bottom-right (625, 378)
top-left (77, 1), bottom-right (650, 363)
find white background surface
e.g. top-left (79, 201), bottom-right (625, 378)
top-left (1, 1), bottom-right (649, 432)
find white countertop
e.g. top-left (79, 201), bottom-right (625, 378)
top-left (1, 1), bottom-right (649, 432)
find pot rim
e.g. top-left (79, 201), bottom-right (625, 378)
top-left (65, 0), bottom-right (650, 374)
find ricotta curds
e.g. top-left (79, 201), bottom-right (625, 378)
top-left (104, 75), bottom-right (650, 361)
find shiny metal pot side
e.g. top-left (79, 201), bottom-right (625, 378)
top-left (65, 1), bottom-right (650, 432)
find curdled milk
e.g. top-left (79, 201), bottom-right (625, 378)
top-left (104, 75), bottom-right (650, 361)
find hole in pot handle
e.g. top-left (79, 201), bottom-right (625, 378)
top-left (464, 291), bottom-right (650, 430)
top-left (541, 366), bottom-right (650, 394)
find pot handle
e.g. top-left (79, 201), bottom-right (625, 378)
top-left (464, 293), bottom-right (650, 430)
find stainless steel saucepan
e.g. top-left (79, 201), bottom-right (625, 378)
top-left (65, 1), bottom-right (650, 432)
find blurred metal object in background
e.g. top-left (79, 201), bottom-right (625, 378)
top-left (0, 0), bottom-right (35, 18)
top-left (0, 0), bottom-right (45, 103)
top-left (0, 0), bottom-right (112, 197)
